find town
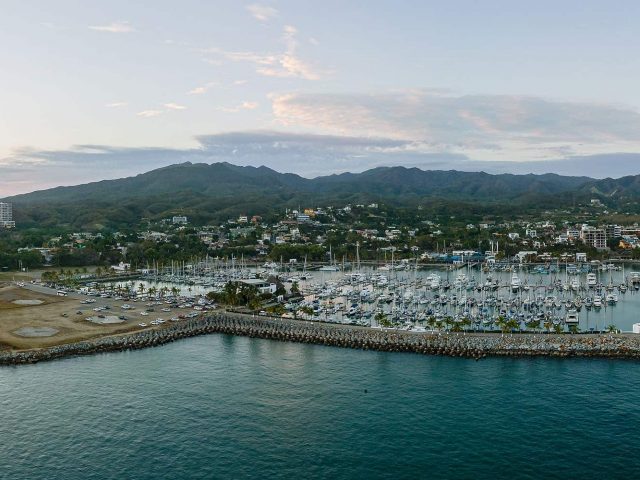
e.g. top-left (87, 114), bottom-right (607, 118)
top-left (2, 198), bottom-right (640, 273)
top-left (3, 195), bottom-right (640, 337)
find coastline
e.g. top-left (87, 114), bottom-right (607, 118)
top-left (3, 312), bottom-right (640, 366)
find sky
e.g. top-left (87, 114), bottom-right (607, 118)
top-left (2, 0), bottom-right (640, 195)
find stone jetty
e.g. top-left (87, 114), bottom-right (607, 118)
top-left (3, 312), bottom-right (640, 366)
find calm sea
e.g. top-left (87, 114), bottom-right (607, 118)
top-left (2, 334), bottom-right (640, 479)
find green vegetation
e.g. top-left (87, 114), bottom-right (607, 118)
top-left (5, 161), bottom-right (640, 230)
top-left (206, 282), bottom-right (266, 310)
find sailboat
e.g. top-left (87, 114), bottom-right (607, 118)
top-left (319, 245), bottom-right (340, 271)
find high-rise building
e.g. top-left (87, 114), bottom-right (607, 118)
top-left (0, 202), bottom-right (15, 228)
top-left (605, 224), bottom-right (622, 239)
top-left (580, 226), bottom-right (607, 250)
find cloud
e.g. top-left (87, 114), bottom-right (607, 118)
top-left (202, 25), bottom-right (321, 80)
top-left (219, 101), bottom-right (260, 113)
top-left (269, 90), bottom-right (640, 161)
top-left (164, 103), bottom-right (187, 110)
top-left (246, 4), bottom-right (278, 22)
top-left (105, 102), bottom-right (127, 108)
top-left (88, 21), bottom-right (135, 33)
top-left (4, 131), bottom-right (640, 196)
top-left (136, 110), bottom-right (163, 118)
top-left (1, 144), bottom-right (196, 196)
top-left (282, 25), bottom-right (298, 51)
top-left (136, 104), bottom-right (186, 117)
top-left (188, 82), bottom-right (217, 95)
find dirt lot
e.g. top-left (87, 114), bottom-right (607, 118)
top-left (0, 283), bottom-right (166, 351)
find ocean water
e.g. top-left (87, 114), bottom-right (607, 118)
top-left (2, 335), bottom-right (640, 479)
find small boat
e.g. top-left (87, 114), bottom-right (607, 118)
top-left (565, 309), bottom-right (579, 325)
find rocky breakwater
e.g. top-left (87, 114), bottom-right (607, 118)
top-left (205, 315), bottom-right (640, 360)
top-left (3, 313), bottom-right (640, 366)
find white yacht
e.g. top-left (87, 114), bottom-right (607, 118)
top-left (606, 292), bottom-right (618, 305)
top-left (565, 309), bottom-right (579, 324)
top-left (453, 273), bottom-right (468, 289)
top-left (319, 265), bottom-right (340, 272)
top-left (570, 278), bottom-right (580, 291)
top-left (586, 273), bottom-right (597, 288)
top-left (427, 273), bottom-right (441, 290)
top-left (510, 273), bottom-right (521, 292)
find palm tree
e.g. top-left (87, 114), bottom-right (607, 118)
top-left (137, 283), bottom-right (145, 297)
top-left (426, 316), bottom-right (437, 332)
top-left (607, 324), bottom-right (619, 333)
top-left (148, 286), bottom-right (158, 298)
top-left (375, 311), bottom-right (391, 327)
top-left (443, 316), bottom-right (454, 333)
top-left (496, 316), bottom-right (508, 336)
top-left (300, 306), bottom-right (314, 319)
top-left (506, 318), bottom-right (520, 335)
top-left (525, 318), bottom-right (541, 333)
top-left (460, 317), bottom-right (472, 334)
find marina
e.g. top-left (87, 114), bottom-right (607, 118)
top-left (101, 260), bottom-right (640, 333)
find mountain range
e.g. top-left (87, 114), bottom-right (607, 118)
top-left (3, 162), bottom-right (640, 229)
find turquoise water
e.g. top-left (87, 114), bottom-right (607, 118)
top-left (2, 335), bottom-right (640, 479)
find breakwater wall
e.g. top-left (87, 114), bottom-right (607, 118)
top-left (3, 313), bottom-right (640, 366)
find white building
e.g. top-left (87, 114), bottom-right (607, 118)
top-left (0, 202), bottom-right (15, 228)
top-left (240, 279), bottom-right (277, 295)
top-left (172, 216), bottom-right (188, 224)
top-left (566, 229), bottom-right (580, 240)
top-left (111, 262), bottom-right (131, 272)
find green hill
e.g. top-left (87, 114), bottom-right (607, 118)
top-left (5, 161), bottom-right (634, 229)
